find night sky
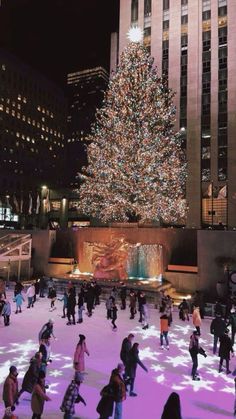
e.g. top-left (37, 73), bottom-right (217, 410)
top-left (0, 0), bottom-right (119, 87)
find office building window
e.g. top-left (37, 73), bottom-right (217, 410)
top-left (131, 0), bottom-right (138, 24)
top-left (144, 27), bottom-right (151, 53)
top-left (144, 0), bottom-right (151, 17)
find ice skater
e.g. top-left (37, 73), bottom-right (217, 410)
top-left (48, 286), bottom-right (57, 311)
top-left (2, 299), bottom-right (11, 326)
top-left (160, 313), bottom-right (169, 350)
top-left (13, 291), bottom-right (24, 314)
top-left (58, 289), bottom-right (68, 318)
top-left (26, 283), bottom-right (35, 308)
top-left (111, 299), bottom-right (118, 330)
top-left (120, 333), bottom-right (134, 381)
top-left (73, 334), bottom-right (90, 375)
top-left (189, 331), bottom-right (207, 381)
top-left (77, 288), bottom-right (85, 324)
top-left (126, 342), bottom-right (148, 396)
top-left (219, 328), bottom-right (234, 374)
top-left (192, 305), bottom-right (202, 335)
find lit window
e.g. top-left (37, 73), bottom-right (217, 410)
top-left (22, 134), bottom-right (25, 139)
top-left (42, 125), bottom-right (45, 131)
top-left (42, 108), bottom-right (45, 114)
top-left (46, 110), bottom-right (49, 116)
top-left (32, 120), bottom-right (35, 126)
top-left (41, 134), bottom-right (44, 139)
top-left (16, 132), bottom-right (20, 137)
top-left (32, 139), bottom-right (35, 143)
top-left (45, 137), bottom-right (48, 141)
top-left (37, 105), bottom-right (41, 111)
top-left (50, 112), bottom-right (54, 118)
top-left (23, 97), bottom-right (27, 103)
top-left (22, 115), bottom-right (26, 121)
top-left (1, 64), bottom-right (6, 71)
top-left (26, 136), bottom-right (30, 142)
top-left (50, 129), bottom-right (53, 134)
top-left (46, 127), bottom-right (49, 132)
top-left (17, 95), bottom-right (21, 101)
top-left (6, 107), bottom-right (9, 113)
top-left (17, 104), bottom-right (21, 110)
top-left (42, 116), bottom-right (45, 122)
top-left (17, 112), bottom-right (20, 119)
top-left (27, 117), bottom-right (31, 124)
top-left (49, 146), bottom-right (52, 150)
top-left (16, 142), bottom-right (19, 146)
top-left (0, 104), bottom-right (3, 111)
top-left (30, 147), bottom-right (34, 152)
top-left (6, 99), bottom-right (10, 104)
top-left (11, 109), bottom-right (15, 117)
top-left (37, 122), bottom-right (40, 128)
top-left (12, 101), bottom-right (15, 107)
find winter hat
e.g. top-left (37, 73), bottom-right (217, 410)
top-left (79, 334), bottom-right (86, 341)
top-left (9, 366), bottom-right (18, 374)
top-left (48, 318), bottom-right (54, 324)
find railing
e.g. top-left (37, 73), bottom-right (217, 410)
top-left (0, 234), bottom-right (31, 255)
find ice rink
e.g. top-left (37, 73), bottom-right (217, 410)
top-left (0, 290), bottom-right (235, 418)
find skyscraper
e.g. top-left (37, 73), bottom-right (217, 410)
top-left (0, 48), bottom-right (67, 198)
top-left (116, 0), bottom-right (236, 228)
top-left (66, 66), bottom-right (109, 186)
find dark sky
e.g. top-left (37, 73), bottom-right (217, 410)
top-left (0, 0), bottom-right (119, 87)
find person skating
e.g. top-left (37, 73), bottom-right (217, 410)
top-left (161, 391), bottom-right (182, 419)
top-left (106, 296), bottom-right (113, 320)
top-left (2, 366), bottom-right (19, 410)
top-left (160, 313), bottom-right (169, 350)
top-left (210, 314), bottom-right (226, 354)
top-left (129, 290), bottom-right (136, 320)
top-left (38, 319), bottom-right (55, 342)
top-left (39, 277), bottom-right (46, 298)
top-left (13, 291), bottom-right (24, 314)
top-left (94, 281), bottom-right (102, 305)
top-left (142, 301), bottom-right (149, 330)
top-left (120, 333), bottom-right (134, 381)
top-left (67, 287), bottom-right (76, 325)
top-left (109, 363), bottom-right (126, 419)
top-left (2, 299), bottom-right (11, 326)
top-left (86, 282), bottom-right (95, 316)
top-left (58, 290), bottom-right (68, 318)
top-left (192, 305), bottom-right (201, 335)
top-left (73, 334), bottom-right (90, 376)
top-left (60, 373), bottom-right (86, 418)
top-left (120, 283), bottom-right (127, 310)
top-left (39, 337), bottom-right (52, 375)
top-left (219, 328), bottom-right (234, 374)
top-left (18, 352), bottom-right (42, 400)
top-left (228, 306), bottom-right (236, 346)
top-left (111, 299), bottom-right (118, 330)
top-left (31, 370), bottom-right (51, 419)
top-left (96, 382), bottom-right (114, 419)
top-left (126, 342), bottom-right (148, 396)
top-left (48, 286), bottom-right (57, 311)
top-left (77, 288), bottom-right (85, 323)
top-left (26, 283), bottom-right (35, 308)
top-left (137, 291), bottom-right (146, 323)
top-left (189, 331), bottom-right (207, 380)
top-left (178, 299), bottom-right (189, 321)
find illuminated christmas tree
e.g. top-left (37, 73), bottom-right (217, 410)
top-left (78, 31), bottom-right (187, 224)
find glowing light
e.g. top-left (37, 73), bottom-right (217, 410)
top-left (127, 26), bottom-right (144, 43)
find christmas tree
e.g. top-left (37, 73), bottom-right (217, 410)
top-left (78, 34), bottom-right (187, 224)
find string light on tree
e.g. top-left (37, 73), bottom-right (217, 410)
top-left (127, 26), bottom-right (144, 43)
top-left (78, 33), bottom-right (187, 224)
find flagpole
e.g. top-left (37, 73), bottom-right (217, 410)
top-left (211, 180), bottom-right (214, 228)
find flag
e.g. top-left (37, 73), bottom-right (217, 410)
top-left (20, 195), bottom-right (23, 213)
top-left (207, 183), bottom-right (212, 197)
top-left (45, 190), bottom-right (51, 213)
top-left (6, 195), bottom-right (12, 210)
top-left (28, 193), bottom-right (32, 215)
top-left (217, 185), bottom-right (227, 199)
top-left (13, 195), bottom-right (19, 213)
top-left (36, 193), bottom-right (40, 214)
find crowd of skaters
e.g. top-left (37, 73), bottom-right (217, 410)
top-left (1, 276), bottom-right (236, 417)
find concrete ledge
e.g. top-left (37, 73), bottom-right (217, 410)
top-left (165, 271), bottom-right (199, 293)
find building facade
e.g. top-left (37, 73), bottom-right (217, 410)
top-left (66, 67), bottom-right (109, 187)
top-left (0, 49), bottom-right (67, 200)
top-left (117, 0), bottom-right (236, 229)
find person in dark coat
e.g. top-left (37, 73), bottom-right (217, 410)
top-left (178, 299), bottom-right (189, 321)
top-left (14, 281), bottom-right (24, 297)
top-left (96, 383), bottom-right (114, 419)
top-left (219, 328), bottom-right (234, 374)
top-left (67, 288), bottom-right (76, 325)
top-left (120, 334), bottom-right (134, 380)
top-left (228, 307), bottom-right (236, 345)
top-left (120, 283), bottom-right (127, 310)
top-left (137, 291), bottom-right (146, 323)
top-left (86, 283), bottom-right (95, 317)
top-left (210, 315), bottom-right (226, 354)
top-left (189, 331), bottom-right (207, 380)
top-left (39, 277), bottom-right (46, 298)
top-left (161, 391), bottom-right (182, 419)
top-left (39, 319), bottom-right (55, 342)
top-left (94, 281), bottom-right (102, 305)
top-left (129, 290), bottom-right (136, 320)
top-left (48, 286), bottom-right (57, 311)
top-left (77, 288), bottom-right (85, 324)
top-left (18, 352), bottom-right (42, 399)
top-left (214, 300), bottom-right (223, 317)
top-left (126, 342), bottom-right (148, 396)
top-left (109, 363), bottom-right (126, 419)
top-left (111, 300), bottom-right (118, 330)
